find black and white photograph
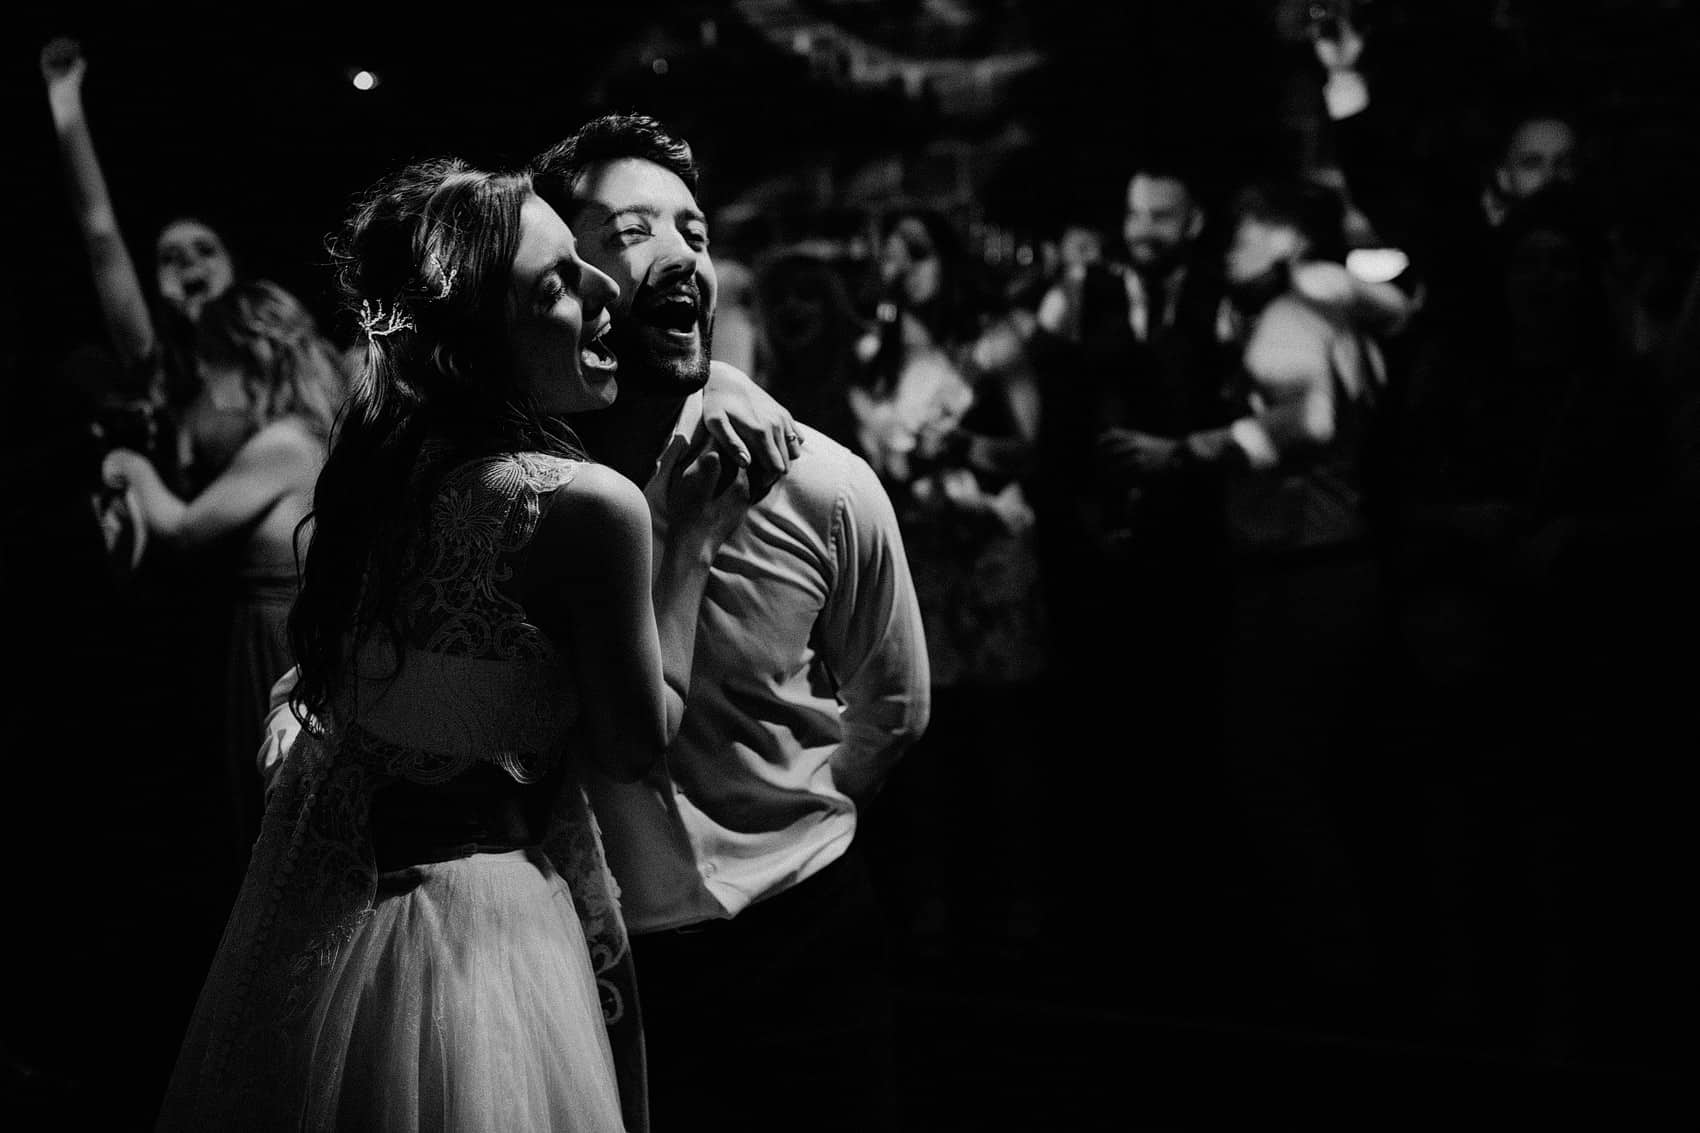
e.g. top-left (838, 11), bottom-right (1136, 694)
top-left (4, 2), bottom-right (1694, 1129)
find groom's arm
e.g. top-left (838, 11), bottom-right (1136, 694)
top-left (816, 455), bottom-right (931, 803)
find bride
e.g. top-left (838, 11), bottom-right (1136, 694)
top-left (157, 156), bottom-right (764, 1131)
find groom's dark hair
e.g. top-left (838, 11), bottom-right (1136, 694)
top-left (528, 113), bottom-right (699, 219)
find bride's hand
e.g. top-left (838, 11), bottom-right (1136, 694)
top-left (101, 447), bottom-right (149, 491)
top-left (702, 360), bottom-right (802, 489)
top-left (667, 439), bottom-right (752, 553)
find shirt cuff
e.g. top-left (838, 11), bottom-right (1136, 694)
top-left (1230, 418), bottom-right (1282, 470)
top-left (1323, 70), bottom-right (1370, 121)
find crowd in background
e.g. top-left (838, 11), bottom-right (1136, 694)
top-left (720, 34), bottom-right (1698, 1075)
top-left (5, 5), bottom-right (1695, 1125)
top-left (744, 15), bottom-right (1686, 1077)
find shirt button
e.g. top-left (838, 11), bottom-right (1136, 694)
top-left (700, 862), bottom-right (717, 878)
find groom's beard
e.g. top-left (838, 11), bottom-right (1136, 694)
top-left (607, 278), bottom-right (715, 396)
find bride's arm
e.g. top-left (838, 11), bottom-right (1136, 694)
top-left (522, 449), bottom-right (749, 782)
top-left (701, 360), bottom-right (802, 489)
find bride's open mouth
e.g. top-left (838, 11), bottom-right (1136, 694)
top-left (581, 319), bottom-right (618, 378)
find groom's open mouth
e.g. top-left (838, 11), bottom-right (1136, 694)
top-left (634, 283), bottom-right (704, 342)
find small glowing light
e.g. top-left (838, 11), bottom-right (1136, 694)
top-left (651, 58), bottom-right (669, 76)
top-left (352, 70), bottom-right (377, 91)
top-left (1346, 247), bottom-right (1409, 284)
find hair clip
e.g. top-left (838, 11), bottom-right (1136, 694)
top-left (428, 251), bottom-right (458, 301)
top-left (359, 298), bottom-right (415, 338)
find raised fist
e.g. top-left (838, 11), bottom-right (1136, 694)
top-left (40, 37), bottom-right (86, 88)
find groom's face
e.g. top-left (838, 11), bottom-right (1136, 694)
top-left (568, 157), bottom-right (717, 397)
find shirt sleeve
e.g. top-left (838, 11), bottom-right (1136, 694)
top-left (816, 455), bottom-right (931, 801)
top-left (255, 664), bottom-right (304, 794)
top-left (1227, 298), bottom-right (1341, 470)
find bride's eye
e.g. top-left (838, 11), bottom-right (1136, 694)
top-left (536, 274), bottom-right (568, 311)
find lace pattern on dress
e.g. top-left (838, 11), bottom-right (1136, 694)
top-left (398, 451), bottom-right (570, 666)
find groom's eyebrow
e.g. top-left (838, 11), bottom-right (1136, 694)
top-left (586, 203), bottom-right (657, 230)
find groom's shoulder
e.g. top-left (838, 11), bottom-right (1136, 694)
top-left (773, 423), bottom-right (885, 507)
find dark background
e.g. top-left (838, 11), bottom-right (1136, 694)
top-left (5, 1), bottom-right (1697, 1129)
top-left (11, 0), bottom-right (1695, 355)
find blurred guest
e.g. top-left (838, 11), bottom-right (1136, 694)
top-left (866, 207), bottom-right (992, 353)
top-left (40, 36), bottom-right (261, 899)
top-left (100, 279), bottom-right (345, 872)
top-left (1057, 160), bottom-right (1234, 437)
top-left (1023, 161), bottom-right (1242, 987)
top-left (1082, 159), bottom-right (1239, 631)
top-left (1387, 183), bottom-right (1674, 1053)
top-left (1154, 177), bottom-right (1406, 1028)
top-left (1034, 221), bottom-right (1107, 343)
top-left (1313, 13), bottom-right (1583, 323)
top-left (1484, 115), bottom-right (1581, 227)
top-left (1033, 160), bottom-right (1236, 697)
top-left (1391, 184), bottom-right (1664, 637)
top-left (852, 204), bottom-right (1051, 965)
top-left (751, 247), bottom-right (870, 449)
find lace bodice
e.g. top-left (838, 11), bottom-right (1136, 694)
top-left (338, 449), bottom-right (582, 785)
top-left (399, 450), bottom-right (574, 663)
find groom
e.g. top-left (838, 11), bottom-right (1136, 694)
top-left (528, 112), bottom-right (929, 1133)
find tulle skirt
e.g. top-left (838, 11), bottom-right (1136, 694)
top-left (296, 848), bottom-right (626, 1132)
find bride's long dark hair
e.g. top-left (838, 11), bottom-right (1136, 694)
top-left (289, 157), bottom-right (586, 729)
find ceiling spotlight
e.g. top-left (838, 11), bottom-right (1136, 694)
top-left (351, 69), bottom-right (379, 91)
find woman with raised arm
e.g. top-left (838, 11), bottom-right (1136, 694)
top-left (42, 35), bottom-right (266, 813)
top-left (158, 157), bottom-right (753, 1132)
top-left (40, 36), bottom-right (241, 489)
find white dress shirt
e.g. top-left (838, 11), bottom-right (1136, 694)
top-left (587, 392), bottom-right (930, 932)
